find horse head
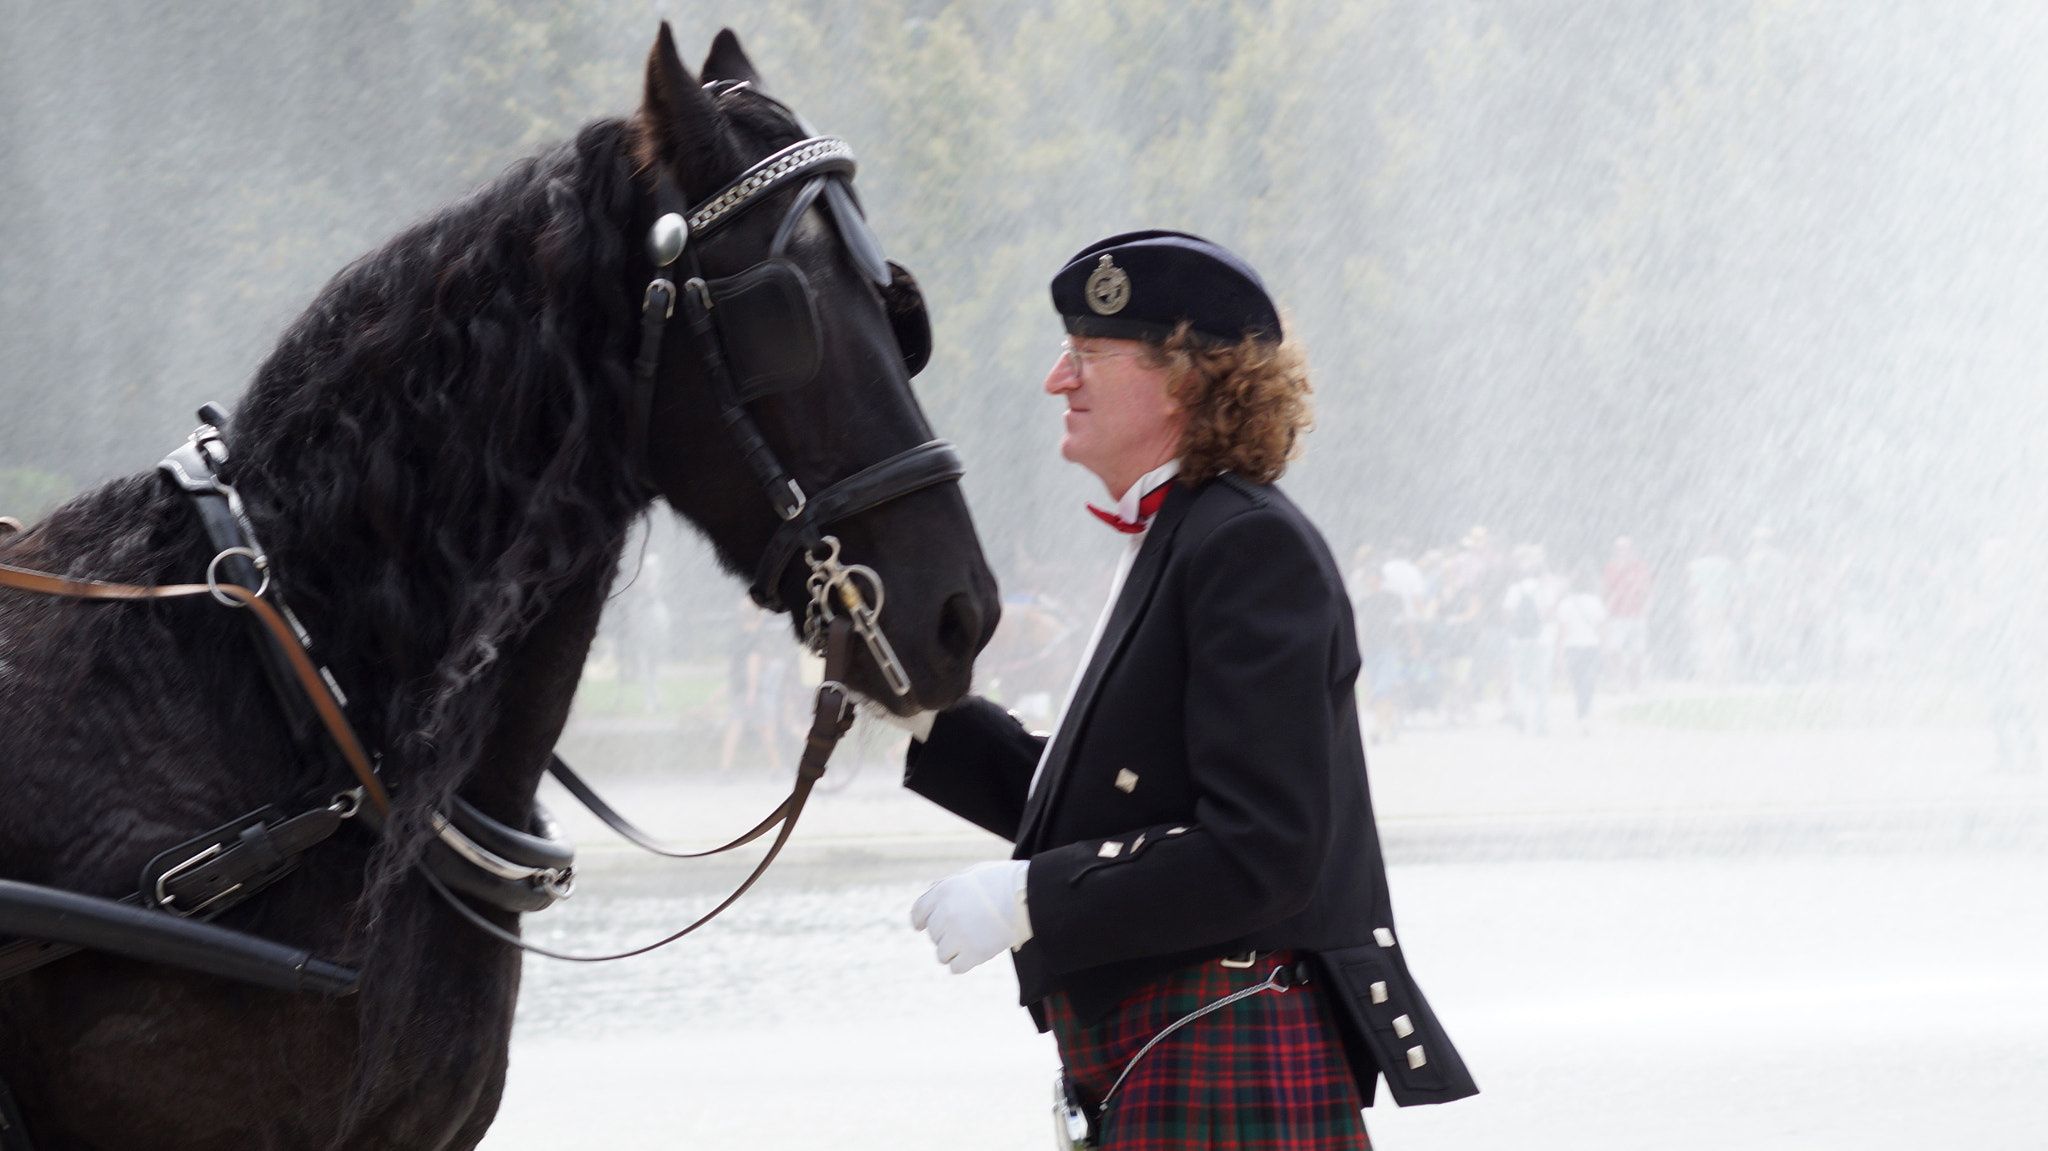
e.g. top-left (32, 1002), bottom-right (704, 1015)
top-left (628, 26), bottom-right (997, 713)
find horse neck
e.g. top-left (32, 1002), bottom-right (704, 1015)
top-left (217, 415), bottom-right (635, 826)
top-left (442, 558), bottom-right (616, 823)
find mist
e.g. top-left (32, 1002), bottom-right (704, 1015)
top-left (3, 2), bottom-right (2043, 1147)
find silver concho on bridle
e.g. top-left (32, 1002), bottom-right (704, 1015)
top-left (648, 212), bottom-right (689, 267)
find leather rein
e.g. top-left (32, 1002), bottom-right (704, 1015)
top-left (0, 83), bottom-right (959, 980)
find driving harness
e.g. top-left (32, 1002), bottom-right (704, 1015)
top-left (0, 81), bottom-right (962, 996)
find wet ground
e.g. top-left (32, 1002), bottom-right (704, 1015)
top-left (478, 710), bottom-right (2047, 1149)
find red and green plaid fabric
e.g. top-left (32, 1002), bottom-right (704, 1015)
top-left (1041, 951), bottom-right (1371, 1150)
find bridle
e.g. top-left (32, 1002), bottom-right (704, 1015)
top-left (630, 81), bottom-right (961, 694)
top-left (0, 82), bottom-right (969, 986)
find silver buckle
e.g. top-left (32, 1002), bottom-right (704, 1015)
top-left (1219, 950), bottom-right (1259, 969)
top-left (154, 844), bottom-right (241, 917)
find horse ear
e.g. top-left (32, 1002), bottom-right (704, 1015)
top-left (701, 29), bottom-right (763, 91)
top-left (636, 22), bottom-right (728, 189)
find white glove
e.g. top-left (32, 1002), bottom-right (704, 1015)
top-left (909, 860), bottom-right (1032, 974)
top-left (853, 693), bottom-right (937, 742)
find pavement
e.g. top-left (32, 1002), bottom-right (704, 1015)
top-left (473, 697), bottom-right (2047, 1150)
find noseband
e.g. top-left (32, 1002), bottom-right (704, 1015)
top-left (629, 83), bottom-right (962, 695)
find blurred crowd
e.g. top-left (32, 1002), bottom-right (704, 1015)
top-left (1334, 526), bottom-right (2040, 768)
top-left (598, 524), bottom-right (2042, 775)
top-left (976, 524), bottom-right (2041, 772)
top-left (1342, 528), bottom-right (1647, 740)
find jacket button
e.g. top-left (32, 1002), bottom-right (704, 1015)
top-left (1406, 1045), bottom-right (1427, 1069)
top-left (1114, 769), bottom-right (1139, 793)
top-left (1374, 927), bottom-right (1396, 947)
top-left (1369, 981), bottom-right (1388, 1004)
top-left (1393, 1014), bottom-right (1414, 1038)
top-left (1097, 841), bottom-right (1123, 858)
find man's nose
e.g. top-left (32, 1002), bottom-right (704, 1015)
top-left (1044, 355), bottom-right (1079, 395)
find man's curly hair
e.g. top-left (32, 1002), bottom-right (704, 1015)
top-left (1145, 321), bottom-right (1314, 485)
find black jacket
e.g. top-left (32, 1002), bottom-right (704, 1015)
top-left (906, 474), bottom-right (1476, 1106)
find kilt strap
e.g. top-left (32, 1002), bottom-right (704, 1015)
top-left (1096, 959), bottom-right (1307, 1115)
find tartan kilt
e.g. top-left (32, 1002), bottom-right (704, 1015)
top-left (1041, 950), bottom-right (1370, 1150)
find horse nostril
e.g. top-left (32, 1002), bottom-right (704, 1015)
top-left (937, 591), bottom-right (981, 665)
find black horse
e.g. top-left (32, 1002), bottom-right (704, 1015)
top-left (0, 26), bottom-right (996, 1150)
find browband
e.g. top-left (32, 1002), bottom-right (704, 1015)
top-left (686, 137), bottom-right (856, 239)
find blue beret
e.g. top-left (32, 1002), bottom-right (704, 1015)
top-left (1050, 230), bottom-right (1282, 346)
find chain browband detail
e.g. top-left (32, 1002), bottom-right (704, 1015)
top-left (685, 137), bottom-right (856, 239)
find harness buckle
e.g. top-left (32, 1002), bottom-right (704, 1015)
top-left (153, 843), bottom-right (241, 918)
top-left (643, 278), bottom-right (677, 320)
top-left (776, 478), bottom-right (807, 521)
top-left (683, 276), bottom-right (714, 313)
top-left (1219, 950), bottom-right (1260, 968)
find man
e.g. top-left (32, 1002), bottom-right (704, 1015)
top-left (1502, 544), bottom-right (1559, 735)
top-left (897, 231), bottom-right (1475, 1147)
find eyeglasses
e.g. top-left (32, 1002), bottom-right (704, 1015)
top-left (1054, 339), bottom-right (1145, 375)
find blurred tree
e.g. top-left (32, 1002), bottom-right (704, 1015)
top-left (3, 0), bottom-right (2042, 597)
top-left (0, 467), bottom-right (73, 523)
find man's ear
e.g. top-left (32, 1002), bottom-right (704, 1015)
top-left (701, 28), bottom-right (763, 90)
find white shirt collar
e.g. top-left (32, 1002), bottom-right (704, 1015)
top-left (1110, 458), bottom-right (1182, 526)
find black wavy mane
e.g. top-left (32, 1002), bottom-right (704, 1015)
top-left (231, 115), bottom-right (643, 839)
top-left (234, 116), bottom-right (652, 1080)
top-left (1, 116), bottom-right (654, 1114)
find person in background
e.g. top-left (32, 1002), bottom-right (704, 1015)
top-left (1463, 528), bottom-right (1515, 719)
top-left (1380, 540), bottom-right (1427, 621)
top-left (718, 596), bottom-right (788, 774)
top-left (1602, 536), bottom-right (1653, 692)
top-left (1686, 548), bottom-right (1738, 683)
top-left (1502, 545), bottom-right (1559, 735)
top-left (616, 551), bottom-right (671, 713)
top-left (890, 231), bottom-right (1475, 1147)
top-left (1352, 562), bottom-right (1412, 744)
top-left (1555, 562), bottom-right (1609, 734)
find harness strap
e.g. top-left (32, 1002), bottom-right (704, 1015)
top-left (424, 618), bottom-right (858, 960)
top-left (0, 797), bottom-right (352, 984)
top-left (0, 562), bottom-right (389, 817)
top-left (548, 755), bottom-right (792, 858)
top-left (678, 268), bottom-right (809, 521)
top-left (750, 439), bottom-right (964, 609)
top-left (0, 879), bottom-right (356, 996)
top-left (627, 277), bottom-right (675, 490)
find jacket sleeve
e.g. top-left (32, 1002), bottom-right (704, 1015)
top-left (902, 695), bottom-right (1046, 842)
top-left (1026, 507), bottom-right (1342, 972)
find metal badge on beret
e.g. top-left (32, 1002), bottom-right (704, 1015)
top-left (1085, 254), bottom-right (1131, 315)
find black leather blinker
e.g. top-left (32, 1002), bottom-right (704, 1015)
top-left (884, 260), bottom-right (932, 378)
top-left (709, 259), bottom-right (825, 400)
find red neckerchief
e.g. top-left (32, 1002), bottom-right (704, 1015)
top-left (1087, 480), bottom-right (1173, 534)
